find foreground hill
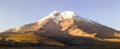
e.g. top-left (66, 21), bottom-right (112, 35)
top-left (0, 33), bottom-right (66, 46)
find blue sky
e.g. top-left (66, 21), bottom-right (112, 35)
top-left (0, 0), bottom-right (120, 32)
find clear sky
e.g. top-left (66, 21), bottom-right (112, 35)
top-left (0, 0), bottom-right (120, 32)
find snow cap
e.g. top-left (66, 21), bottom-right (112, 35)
top-left (60, 11), bottom-right (76, 19)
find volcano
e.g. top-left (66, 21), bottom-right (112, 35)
top-left (0, 11), bottom-right (120, 46)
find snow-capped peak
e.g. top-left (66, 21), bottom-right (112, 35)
top-left (37, 11), bottom-right (77, 23)
top-left (37, 11), bottom-right (98, 25)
